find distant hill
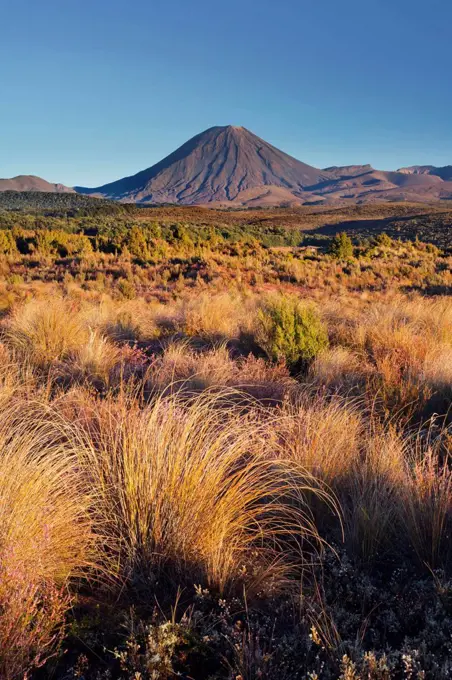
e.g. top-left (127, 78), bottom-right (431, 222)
top-left (0, 175), bottom-right (73, 193)
top-left (0, 191), bottom-right (131, 216)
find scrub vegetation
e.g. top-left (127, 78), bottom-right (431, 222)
top-left (1, 202), bottom-right (452, 678)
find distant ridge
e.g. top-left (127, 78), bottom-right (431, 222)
top-left (397, 165), bottom-right (452, 181)
top-left (5, 129), bottom-right (452, 207)
top-left (0, 175), bottom-right (73, 193)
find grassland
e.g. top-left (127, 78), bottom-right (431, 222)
top-left (1, 201), bottom-right (452, 678)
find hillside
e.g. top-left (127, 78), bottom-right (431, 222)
top-left (0, 175), bottom-right (73, 193)
top-left (0, 190), bottom-right (131, 216)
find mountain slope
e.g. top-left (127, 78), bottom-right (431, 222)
top-left (398, 165), bottom-right (452, 181)
top-left (75, 126), bottom-right (328, 205)
top-left (322, 164), bottom-right (375, 179)
top-left (0, 175), bottom-right (73, 193)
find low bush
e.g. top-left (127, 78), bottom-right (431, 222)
top-left (256, 295), bottom-right (328, 368)
top-left (329, 231), bottom-right (354, 259)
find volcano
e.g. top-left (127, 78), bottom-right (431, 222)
top-left (75, 126), bottom-right (452, 206)
top-left (75, 125), bottom-right (329, 205)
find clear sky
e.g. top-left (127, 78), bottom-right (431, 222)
top-left (1, 0), bottom-right (451, 187)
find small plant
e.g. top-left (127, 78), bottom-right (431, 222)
top-left (117, 277), bottom-right (136, 299)
top-left (256, 295), bottom-right (328, 368)
top-left (0, 561), bottom-right (70, 680)
top-left (113, 615), bottom-right (190, 680)
top-left (329, 232), bottom-right (354, 259)
top-left (126, 225), bottom-right (150, 261)
top-left (0, 230), bottom-right (17, 255)
top-left (374, 232), bottom-right (392, 248)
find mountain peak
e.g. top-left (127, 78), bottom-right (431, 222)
top-left (76, 125), bottom-right (327, 205)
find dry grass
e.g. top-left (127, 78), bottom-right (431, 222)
top-left (74, 389), bottom-right (332, 594)
top-left (278, 390), bottom-right (364, 486)
top-left (3, 297), bottom-right (89, 368)
top-left (0, 282), bottom-right (452, 675)
top-left (310, 346), bottom-right (368, 390)
top-left (175, 291), bottom-right (255, 340)
top-left (402, 432), bottom-right (452, 568)
top-left (0, 398), bottom-right (98, 678)
top-left (145, 340), bottom-right (294, 400)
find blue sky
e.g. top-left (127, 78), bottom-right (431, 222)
top-left (1, 0), bottom-right (451, 186)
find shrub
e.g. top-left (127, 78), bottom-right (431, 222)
top-left (374, 232), bottom-right (392, 248)
top-left (63, 233), bottom-right (92, 257)
top-left (0, 563), bottom-right (70, 680)
top-left (112, 615), bottom-right (189, 679)
top-left (0, 230), bottom-right (17, 255)
top-left (256, 295), bottom-right (328, 368)
top-left (117, 277), bottom-right (136, 299)
top-left (126, 226), bottom-right (150, 261)
top-left (34, 230), bottom-right (57, 256)
top-left (329, 232), bottom-right (354, 259)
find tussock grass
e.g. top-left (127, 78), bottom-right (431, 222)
top-left (176, 292), bottom-right (254, 340)
top-left (402, 431), bottom-right (452, 568)
top-left (146, 340), bottom-right (294, 399)
top-left (3, 297), bottom-right (89, 368)
top-left (0, 399), bottom-right (98, 678)
top-left (310, 346), bottom-right (367, 389)
top-left (278, 390), bottom-right (364, 486)
top-left (76, 389), bottom-right (330, 594)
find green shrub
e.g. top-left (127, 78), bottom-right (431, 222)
top-left (126, 226), bottom-right (150, 261)
top-left (330, 232), bottom-right (354, 259)
top-left (34, 230), bottom-right (56, 256)
top-left (63, 233), bottom-right (93, 257)
top-left (374, 232), bottom-right (392, 248)
top-left (117, 277), bottom-right (136, 299)
top-left (0, 230), bottom-right (17, 255)
top-left (256, 295), bottom-right (328, 367)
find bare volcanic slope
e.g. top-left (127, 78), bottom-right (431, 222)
top-left (0, 175), bottom-right (73, 193)
top-left (75, 126), bottom-right (329, 205)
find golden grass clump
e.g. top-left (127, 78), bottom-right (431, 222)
top-left (402, 433), bottom-right (452, 568)
top-left (0, 399), bottom-right (97, 678)
top-left (146, 340), bottom-right (294, 399)
top-left (3, 297), bottom-right (89, 367)
top-left (278, 390), bottom-right (364, 486)
top-left (176, 292), bottom-right (254, 340)
top-left (81, 298), bottom-right (165, 342)
top-left (310, 346), bottom-right (368, 389)
top-left (277, 390), bottom-right (412, 561)
top-left (343, 427), bottom-right (407, 562)
top-left (77, 390), bottom-right (328, 594)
